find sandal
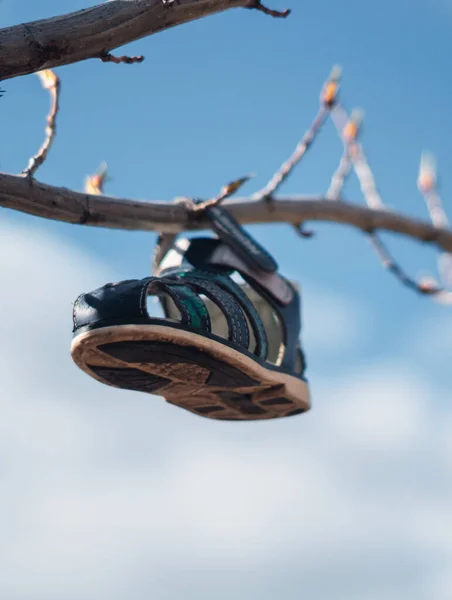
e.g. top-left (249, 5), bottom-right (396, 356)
top-left (71, 206), bottom-right (310, 421)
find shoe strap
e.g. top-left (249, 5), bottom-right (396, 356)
top-left (157, 236), bottom-right (294, 307)
top-left (177, 269), bottom-right (268, 359)
top-left (164, 274), bottom-right (250, 350)
top-left (203, 205), bottom-right (278, 274)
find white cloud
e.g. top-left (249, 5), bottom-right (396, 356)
top-left (410, 311), bottom-right (452, 370)
top-left (0, 222), bottom-right (451, 600)
top-left (302, 285), bottom-right (370, 356)
top-left (322, 366), bottom-right (428, 452)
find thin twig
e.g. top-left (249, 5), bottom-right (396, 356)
top-left (330, 104), bottom-right (384, 209)
top-left (423, 190), bottom-right (449, 229)
top-left (336, 112), bottom-right (432, 297)
top-left (330, 106), bottom-right (452, 303)
top-left (369, 232), bottom-right (452, 304)
top-left (428, 288), bottom-right (452, 305)
top-left (293, 223), bottom-right (315, 238)
top-left (326, 102), bottom-right (425, 295)
top-left (153, 233), bottom-right (178, 274)
top-left (256, 67), bottom-right (341, 239)
top-left (326, 151), bottom-right (353, 200)
top-left (193, 174), bottom-right (254, 212)
top-left (417, 151), bottom-right (452, 290)
top-left (100, 52), bottom-right (144, 64)
top-left (246, 0), bottom-right (291, 18)
top-left (418, 153), bottom-right (449, 229)
top-left (255, 107), bottom-right (329, 200)
top-left (255, 68), bottom-right (341, 202)
top-left (438, 253), bottom-right (452, 289)
top-left (330, 145), bottom-right (436, 298)
top-left (21, 70), bottom-right (60, 178)
top-left (369, 232), bottom-right (437, 294)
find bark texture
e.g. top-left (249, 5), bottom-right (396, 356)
top-left (1, 173), bottom-right (451, 253)
top-left (0, 0), bottom-right (247, 81)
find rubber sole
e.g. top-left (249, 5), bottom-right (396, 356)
top-left (71, 324), bottom-right (310, 421)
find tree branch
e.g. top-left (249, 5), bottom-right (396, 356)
top-left (369, 232), bottom-right (437, 295)
top-left (368, 233), bottom-right (452, 305)
top-left (99, 52), bottom-right (145, 65)
top-left (22, 70), bottom-right (61, 177)
top-left (245, 1), bottom-right (290, 18)
top-left (254, 67), bottom-right (342, 202)
top-left (0, 0), bottom-right (258, 82)
top-left (326, 151), bottom-right (352, 200)
top-left (1, 172), bottom-right (452, 253)
top-left (328, 103), bottom-right (452, 303)
top-left (330, 105), bottom-right (384, 209)
top-left (1, 0), bottom-right (450, 307)
top-left (255, 107), bottom-right (328, 200)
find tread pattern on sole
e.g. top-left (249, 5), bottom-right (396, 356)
top-left (78, 339), bottom-right (308, 421)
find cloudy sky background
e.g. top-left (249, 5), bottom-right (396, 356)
top-left (1, 1), bottom-right (452, 598)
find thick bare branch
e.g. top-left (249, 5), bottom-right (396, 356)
top-left (22, 70), bottom-right (60, 177)
top-left (1, 173), bottom-right (452, 253)
top-left (0, 0), bottom-right (290, 82)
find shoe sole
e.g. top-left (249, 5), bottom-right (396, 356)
top-left (71, 324), bottom-right (310, 421)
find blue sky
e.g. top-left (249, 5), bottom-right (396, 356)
top-left (1, 1), bottom-right (451, 599)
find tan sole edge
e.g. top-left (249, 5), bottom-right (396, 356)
top-left (71, 324), bottom-right (310, 421)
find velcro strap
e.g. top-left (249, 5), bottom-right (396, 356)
top-left (204, 205), bottom-right (278, 274)
top-left (185, 239), bottom-right (294, 306)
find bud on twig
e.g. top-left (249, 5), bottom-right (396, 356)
top-left (417, 152), bottom-right (437, 194)
top-left (343, 109), bottom-right (364, 143)
top-left (85, 162), bottom-right (109, 195)
top-left (321, 65), bottom-right (342, 107)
